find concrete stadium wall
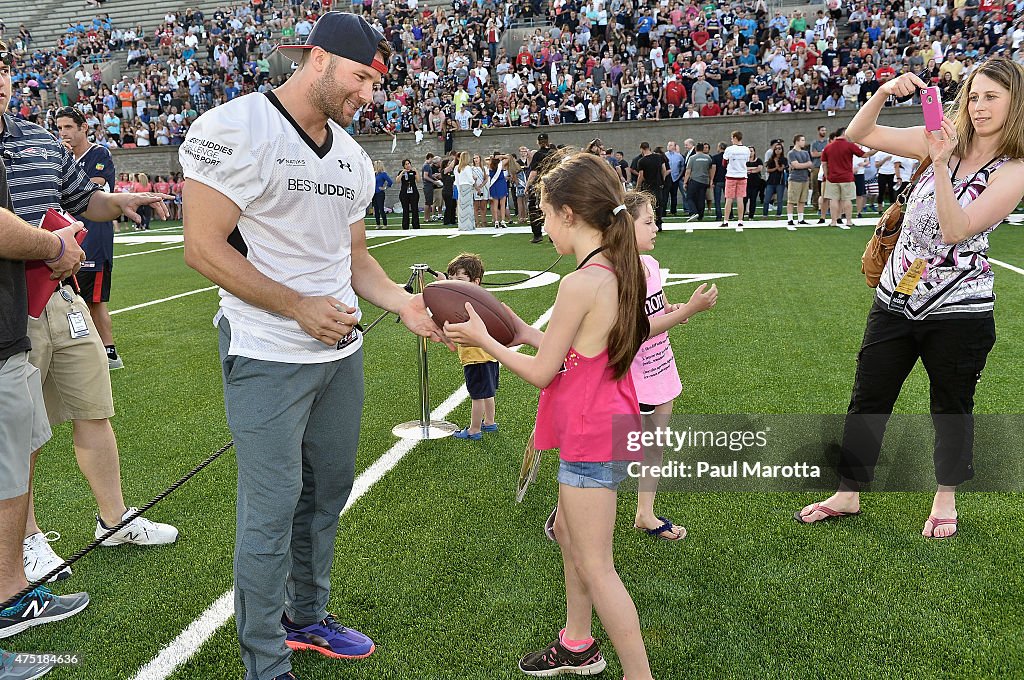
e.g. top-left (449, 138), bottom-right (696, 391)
top-left (110, 108), bottom-right (923, 179)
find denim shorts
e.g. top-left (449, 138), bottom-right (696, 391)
top-left (557, 460), bottom-right (629, 491)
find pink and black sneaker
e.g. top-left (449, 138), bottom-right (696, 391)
top-left (518, 635), bottom-right (607, 676)
top-left (281, 613), bottom-right (375, 659)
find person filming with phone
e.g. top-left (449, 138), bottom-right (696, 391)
top-left (796, 57), bottom-right (1024, 539)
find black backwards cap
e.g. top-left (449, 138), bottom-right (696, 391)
top-left (277, 12), bottom-right (388, 75)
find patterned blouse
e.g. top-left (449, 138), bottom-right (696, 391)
top-left (876, 156), bottom-right (1011, 319)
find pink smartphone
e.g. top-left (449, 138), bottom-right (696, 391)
top-left (921, 86), bottom-right (943, 131)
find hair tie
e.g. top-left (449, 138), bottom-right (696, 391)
top-left (612, 204), bottom-right (626, 215)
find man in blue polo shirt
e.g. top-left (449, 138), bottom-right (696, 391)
top-left (54, 107), bottom-right (121, 370)
top-left (0, 45), bottom-right (179, 585)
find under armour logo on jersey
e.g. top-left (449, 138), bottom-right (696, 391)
top-left (338, 160), bottom-right (352, 171)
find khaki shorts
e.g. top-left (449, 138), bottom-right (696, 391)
top-left (824, 181), bottom-right (856, 202)
top-left (28, 287), bottom-right (115, 426)
top-left (788, 180), bottom-right (809, 205)
top-left (0, 352), bottom-right (52, 499)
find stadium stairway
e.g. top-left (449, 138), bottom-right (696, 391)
top-left (6, 0), bottom-right (227, 52)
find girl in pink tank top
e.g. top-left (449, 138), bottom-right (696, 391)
top-left (625, 192), bottom-right (718, 542)
top-left (445, 152), bottom-right (656, 680)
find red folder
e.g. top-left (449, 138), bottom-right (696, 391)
top-left (25, 209), bottom-right (87, 318)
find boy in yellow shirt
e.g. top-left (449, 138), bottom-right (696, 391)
top-left (447, 253), bottom-right (499, 440)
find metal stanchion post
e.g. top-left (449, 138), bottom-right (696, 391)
top-left (392, 264), bottom-right (459, 440)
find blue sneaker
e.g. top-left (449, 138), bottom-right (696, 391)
top-left (0, 586), bottom-right (89, 639)
top-left (452, 428), bottom-right (482, 440)
top-left (480, 422), bottom-right (499, 433)
top-left (282, 614), bottom-right (375, 659)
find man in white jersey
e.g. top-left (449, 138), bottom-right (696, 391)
top-left (180, 13), bottom-right (446, 680)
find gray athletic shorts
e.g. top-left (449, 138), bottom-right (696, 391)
top-left (0, 352), bottom-right (52, 500)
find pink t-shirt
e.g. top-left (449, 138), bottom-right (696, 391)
top-left (630, 255), bottom-right (682, 407)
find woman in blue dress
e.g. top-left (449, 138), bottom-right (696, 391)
top-left (372, 160), bottom-right (393, 229)
top-left (487, 153), bottom-right (510, 228)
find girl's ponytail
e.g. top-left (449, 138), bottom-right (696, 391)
top-left (603, 204), bottom-right (649, 379)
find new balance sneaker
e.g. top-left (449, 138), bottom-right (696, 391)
top-left (0, 649), bottom-right (52, 679)
top-left (22, 532), bottom-right (70, 584)
top-left (96, 508), bottom-right (178, 546)
top-left (282, 614), bottom-right (375, 659)
top-left (0, 587), bottom-right (89, 639)
top-left (518, 637), bottom-right (607, 676)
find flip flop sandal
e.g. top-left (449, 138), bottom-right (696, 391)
top-left (635, 516), bottom-right (685, 541)
top-left (924, 515), bottom-right (958, 540)
top-left (544, 506), bottom-right (557, 542)
top-left (793, 503), bottom-right (862, 524)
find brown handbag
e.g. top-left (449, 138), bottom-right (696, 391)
top-left (861, 157), bottom-right (932, 287)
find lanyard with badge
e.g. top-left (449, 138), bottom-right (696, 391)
top-left (887, 156), bottom-right (998, 314)
top-left (60, 286), bottom-right (91, 339)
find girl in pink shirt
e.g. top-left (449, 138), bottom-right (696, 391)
top-left (625, 191), bottom-right (718, 541)
top-left (446, 152), bottom-right (655, 680)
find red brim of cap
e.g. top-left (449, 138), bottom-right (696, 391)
top-left (276, 44), bottom-right (387, 75)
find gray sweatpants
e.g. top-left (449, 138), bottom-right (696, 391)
top-left (219, 319), bottom-right (364, 680)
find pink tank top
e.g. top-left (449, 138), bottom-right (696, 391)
top-left (630, 255), bottom-right (682, 406)
top-left (534, 264), bottom-right (641, 463)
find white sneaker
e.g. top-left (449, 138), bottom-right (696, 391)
top-left (96, 508), bottom-right (179, 546)
top-left (108, 355), bottom-right (124, 370)
top-left (23, 532), bottom-right (71, 583)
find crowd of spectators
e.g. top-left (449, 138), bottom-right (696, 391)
top-left (0, 0), bottom-right (1022, 147)
top-left (350, 0), bottom-right (1023, 136)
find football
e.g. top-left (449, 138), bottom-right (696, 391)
top-left (423, 280), bottom-right (517, 346)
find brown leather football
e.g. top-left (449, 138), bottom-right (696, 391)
top-left (423, 280), bottom-right (517, 346)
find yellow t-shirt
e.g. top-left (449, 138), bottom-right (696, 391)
top-left (939, 59), bottom-right (963, 82)
top-left (458, 344), bottom-right (495, 366)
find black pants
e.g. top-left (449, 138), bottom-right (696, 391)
top-left (685, 180), bottom-right (708, 220)
top-left (642, 183), bottom-right (665, 229)
top-left (529, 191), bottom-right (543, 239)
top-left (746, 183), bottom-right (763, 220)
top-left (400, 192), bottom-right (420, 230)
top-left (138, 204), bottom-right (152, 229)
top-left (878, 173), bottom-right (896, 206)
top-left (372, 192), bottom-right (387, 226)
top-left (443, 189), bottom-right (456, 225)
top-left (666, 177), bottom-right (680, 214)
top-left (839, 303), bottom-right (996, 487)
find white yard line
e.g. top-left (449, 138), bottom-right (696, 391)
top-left (990, 258), bottom-right (1024, 277)
top-left (129, 305), bottom-right (554, 680)
top-left (367, 235), bottom-right (415, 249)
top-left (114, 245), bottom-right (185, 259)
top-left (110, 287), bottom-right (219, 316)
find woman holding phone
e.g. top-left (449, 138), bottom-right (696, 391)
top-left (795, 57), bottom-right (1024, 539)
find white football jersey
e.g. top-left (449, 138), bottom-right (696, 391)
top-left (180, 91), bottom-right (374, 363)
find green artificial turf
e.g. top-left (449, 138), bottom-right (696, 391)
top-left (11, 220), bottom-right (1024, 679)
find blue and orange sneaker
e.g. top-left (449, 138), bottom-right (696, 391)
top-left (282, 614), bottom-right (375, 659)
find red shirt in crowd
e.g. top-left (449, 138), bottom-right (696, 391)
top-left (693, 29), bottom-right (710, 49)
top-left (665, 80), bottom-right (686, 107)
top-left (821, 137), bottom-right (865, 184)
top-left (700, 101), bottom-right (721, 116)
top-left (875, 65), bottom-right (895, 81)
top-left (153, 180), bottom-right (170, 195)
